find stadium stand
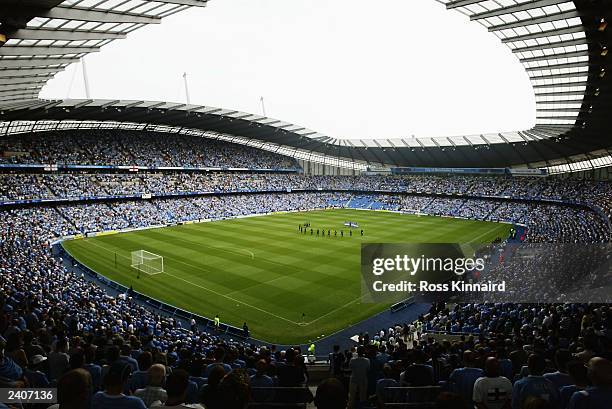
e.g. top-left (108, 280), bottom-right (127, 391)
top-left (0, 0), bottom-right (611, 406)
top-left (0, 131), bottom-right (611, 409)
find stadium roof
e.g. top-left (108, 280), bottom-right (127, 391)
top-left (0, 0), bottom-right (208, 102)
top-left (0, 0), bottom-right (610, 169)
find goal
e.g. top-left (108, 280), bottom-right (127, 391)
top-left (131, 250), bottom-right (164, 275)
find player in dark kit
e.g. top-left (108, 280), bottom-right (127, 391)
top-left (361, 229), bottom-right (363, 236)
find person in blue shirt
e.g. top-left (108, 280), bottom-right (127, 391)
top-left (0, 340), bottom-right (22, 381)
top-left (568, 357), bottom-right (612, 409)
top-left (92, 362), bottom-right (147, 409)
top-left (543, 349), bottom-right (573, 391)
top-left (560, 360), bottom-right (589, 409)
top-left (512, 354), bottom-right (559, 409)
top-left (205, 348), bottom-right (232, 377)
top-left (376, 364), bottom-right (399, 407)
top-left (84, 345), bottom-right (103, 391)
top-left (118, 345), bottom-right (139, 373)
top-left (250, 359), bottom-right (275, 403)
top-left (449, 350), bottom-right (484, 405)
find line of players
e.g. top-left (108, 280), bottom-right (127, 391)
top-left (298, 224), bottom-right (364, 237)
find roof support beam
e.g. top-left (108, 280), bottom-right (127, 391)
top-left (446, 0), bottom-right (484, 9)
top-left (488, 10), bottom-right (580, 32)
top-left (530, 71), bottom-right (588, 80)
top-left (0, 92), bottom-right (38, 100)
top-left (526, 61), bottom-right (589, 71)
top-left (0, 58), bottom-right (79, 68)
top-left (44, 6), bottom-right (161, 24)
top-left (519, 49), bottom-right (589, 62)
top-left (502, 25), bottom-right (584, 43)
top-left (536, 115), bottom-right (579, 120)
top-left (0, 45), bottom-right (100, 56)
top-left (0, 77), bottom-right (51, 86)
top-left (8, 28), bottom-right (126, 41)
top-left (0, 97), bottom-right (39, 104)
top-left (537, 107), bottom-right (584, 112)
top-left (512, 37), bottom-right (588, 53)
top-left (0, 67), bottom-right (61, 78)
top-left (536, 98), bottom-right (585, 104)
top-left (472, 0), bottom-right (569, 20)
top-left (535, 90), bottom-right (587, 96)
top-left (141, 0), bottom-right (208, 6)
top-left (533, 81), bottom-right (587, 88)
top-left (0, 84), bottom-right (41, 93)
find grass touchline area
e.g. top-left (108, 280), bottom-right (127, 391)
top-left (61, 209), bottom-right (511, 344)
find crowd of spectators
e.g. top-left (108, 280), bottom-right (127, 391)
top-left (0, 205), bottom-right (323, 408)
top-left (0, 190), bottom-right (607, 243)
top-left (1, 132), bottom-right (611, 408)
top-left (337, 303), bottom-right (611, 408)
top-left (0, 130), bottom-right (298, 169)
top-left (2, 172), bottom-right (612, 204)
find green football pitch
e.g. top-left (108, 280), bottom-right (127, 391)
top-left (61, 209), bottom-right (511, 344)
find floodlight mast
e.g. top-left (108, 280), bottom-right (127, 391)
top-left (183, 72), bottom-right (191, 104)
top-left (81, 57), bottom-right (91, 99)
top-left (260, 96), bottom-right (266, 117)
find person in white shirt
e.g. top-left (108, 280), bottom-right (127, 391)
top-left (473, 357), bottom-right (512, 409)
top-left (135, 364), bottom-right (168, 408)
top-left (151, 369), bottom-right (204, 409)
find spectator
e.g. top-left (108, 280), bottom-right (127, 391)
top-left (130, 351), bottom-right (153, 393)
top-left (219, 370), bottom-right (250, 409)
top-left (512, 354), bottom-right (559, 409)
top-left (135, 364), bottom-right (167, 408)
top-left (152, 369), bottom-right (203, 409)
top-left (543, 349), bottom-right (573, 390)
top-left (400, 349), bottom-right (435, 386)
top-left (473, 357), bottom-right (512, 409)
top-left (314, 378), bottom-right (347, 409)
top-left (48, 338), bottom-right (70, 382)
top-left (0, 339), bottom-right (22, 381)
top-left (568, 357), bottom-right (612, 409)
top-left (560, 360), bottom-right (589, 409)
top-left (92, 362), bottom-right (146, 409)
top-left (48, 368), bottom-right (93, 409)
top-left (249, 359), bottom-right (274, 402)
top-left (198, 365), bottom-right (225, 409)
top-left (348, 345), bottom-right (370, 408)
top-left (376, 363), bottom-right (399, 407)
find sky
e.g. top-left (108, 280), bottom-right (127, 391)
top-left (40, 0), bottom-right (536, 140)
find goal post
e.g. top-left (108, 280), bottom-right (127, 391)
top-left (131, 250), bottom-right (164, 275)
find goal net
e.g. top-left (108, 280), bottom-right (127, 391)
top-left (131, 250), bottom-right (164, 275)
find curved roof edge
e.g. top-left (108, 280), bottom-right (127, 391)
top-left (0, 98), bottom-right (610, 169)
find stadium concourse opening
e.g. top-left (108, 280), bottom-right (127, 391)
top-left (0, 0), bottom-right (611, 409)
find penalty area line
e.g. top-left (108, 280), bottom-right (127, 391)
top-left (80, 239), bottom-right (301, 325)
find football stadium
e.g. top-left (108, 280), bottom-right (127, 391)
top-left (0, 1), bottom-right (611, 409)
